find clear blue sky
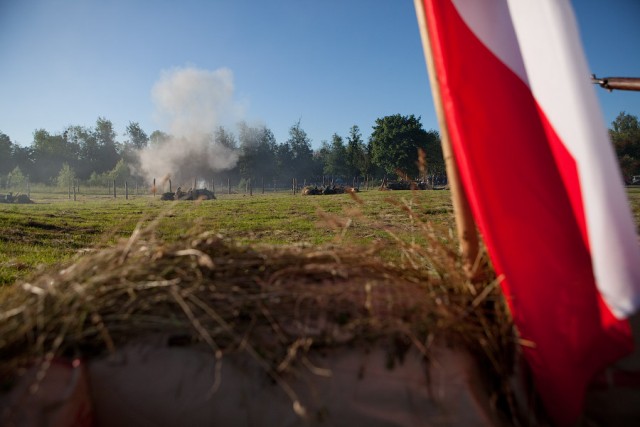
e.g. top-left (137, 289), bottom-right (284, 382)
top-left (1, 0), bottom-right (639, 149)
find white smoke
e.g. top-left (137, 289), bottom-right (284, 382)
top-left (152, 66), bottom-right (243, 138)
top-left (136, 66), bottom-right (243, 185)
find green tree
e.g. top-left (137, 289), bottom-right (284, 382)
top-left (286, 120), bottom-right (314, 180)
top-left (149, 130), bottom-right (171, 146)
top-left (324, 133), bottom-right (348, 179)
top-left (0, 132), bottom-right (13, 177)
top-left (94, 117), bottom-right (120, 173)
top-left (67, 125), bottom-right (96, 180)
top-left (214, 126), bottom-right (237, 150)
top-left (369, 114), bottom-right (441, 180)
top-left (108, 158), bottom-right (132, 183)
top-left (32, 129), bottom-right (78, 183)
top-left (7, 166), bottom-right (26, 190)
top-left (125, 122), bottom-right (149, 150)
top-left (66, 121), bottom-right (120, 180)
top-left (363, 139), bottom-right (383, 180)
top-left (345, 125), bottom-right (366, 179)
top-left (275, 142), bottom-right (294, 180)
top-left (56, 163), bottom-right (76, 188)
top-left (423, 130), bottom-right (445, 183)
top-left (238, 122), bottom-right (262, 179)
top-left (237, 124), bottom-right (277, 181)
top-left (119, 122), bottom-right (148, 176)
top-left (11, 145), bottom-right (34, 180)
top-left (88, 171), bottom-right (106, 187)
top-left (313, 141), bottom-right (331, 179)
top-left (609, 111), bottom-right (640, 183)
top-left (210, 126), bottom-right (240, 182)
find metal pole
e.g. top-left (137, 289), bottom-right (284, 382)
top-left (592, 75), bottom-right (640, 92)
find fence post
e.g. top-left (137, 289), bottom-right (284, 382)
top-left (261, 177), bottom-right (264, 194)
top-left (69, 179), bottom-right (72, 200)
top-left (228, 178), bottom-right (231, 195)
top-left (113, 180), bottom-right (116, 198)
top-left (153, 178), bottom-right (156, 198)
top-left (169, 179), bottom-right (172, 193)
top-left (125, 181), bottom-right (128, 200)
top-left (249, 178), bottom-right (253, 196)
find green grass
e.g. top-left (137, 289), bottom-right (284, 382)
top-left (0, 190), bottom-right (456, 285)
top-left (2, 187), bottom-right (638, 287)
top-left (627, 187), bottom-right (640, 230)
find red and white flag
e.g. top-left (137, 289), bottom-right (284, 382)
top-left (415, 0), bottom-right (640, 424)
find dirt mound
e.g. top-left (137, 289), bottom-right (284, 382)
top-left (0, 193), bottom-right (34, 204)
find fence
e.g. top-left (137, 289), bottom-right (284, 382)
top-left (1, 175), bottom-right (387, 202)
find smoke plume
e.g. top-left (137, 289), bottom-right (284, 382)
top-left (136, 66), bottom-right (243, 186)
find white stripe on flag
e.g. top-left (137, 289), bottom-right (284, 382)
top-left (506, 0), bottom-right (640, 318)
top-left (451, 0), bottom-right (527, 83)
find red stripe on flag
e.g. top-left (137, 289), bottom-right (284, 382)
top-left (537, 103), bottom-right (589, 249)
top-left (420, 1), bottom-right (633, 425)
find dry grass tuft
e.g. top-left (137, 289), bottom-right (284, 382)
top-left (0, 195), bottom-right (519, 421)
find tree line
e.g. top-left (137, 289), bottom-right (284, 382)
top-left (0, 114), bottom-right (445, 189)
top-left (609, 111), bottom-right (640, 184)
top-left (1, 111), bottom-right (637, 190)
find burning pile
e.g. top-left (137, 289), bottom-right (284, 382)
top-left (302, 185), bottom-right (358, 195)
top-left (160, 187), bottom-right (216, 201)
top-left (379, 180), bottom-right (428, 191)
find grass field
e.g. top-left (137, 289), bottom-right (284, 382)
top-left (1, 187), bottom-right (639, 287)
top-left (0, 189), bottom-right (457, 286)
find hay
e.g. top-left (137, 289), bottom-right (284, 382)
top-left (0, 198), bottom-right (519, 422)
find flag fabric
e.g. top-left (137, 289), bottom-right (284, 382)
top-left (416, 0), bottom-right (640, 425)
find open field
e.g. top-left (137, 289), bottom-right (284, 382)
top-left (1, 187), bottom-right (639, 287)
top-left (0, 189), bottom-right (456, 286)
